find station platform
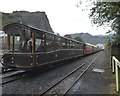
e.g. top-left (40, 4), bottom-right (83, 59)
top-left (68, 50), bottom-right (117, 94)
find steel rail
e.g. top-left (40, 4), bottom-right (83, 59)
top-left (2, 69), bottom-right (15, 74)
top-left (40, 53), bottom-right (100, 95)
top-left (63, 57), bottom-right (98, 95)
top-left (1, 70), bottom-right (26, 85)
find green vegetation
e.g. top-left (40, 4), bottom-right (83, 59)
top-left (104, 39), bottom-right (110, 49)
top-left (89, 2), bottom-right (120, 43)
top-left (74, 36), bottom-right (84, 42)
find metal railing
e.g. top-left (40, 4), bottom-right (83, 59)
top-left (112, 56), bottom-right (120, 92)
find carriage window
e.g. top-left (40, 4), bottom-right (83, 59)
top-left (61, 38), bottom-right (65, 49)
top-left (35, 33), bottom-right (46, 52)
top-left (46, 34), bottom-right (54, 52)
top-left (36, 39), bottom-right (46, 52)
top-left (10, 36), bottom-right (13, 51)
top-left (6, 29), bottom-right (32, 53)
top-left (1, 33), bottom-right (7, 51)
top-left (61, 38), bottom-right (69, 49)
top-left (14, 36), bottom-right (21, 52)
top-left (18, 31), bottom-right (31, 53)
top-left (54, 36), bottom-right (61, 50)
top-left (36, 39), bottom-right (41, 50)
top-left (5, 35), bottom-right (20, 52)
top-left (70, 41), bottom-right (74, 49)
top-left (1, 33), bottom-right (8, 51)
top-left (79, 43), bottom-right (83, 49)
top-left (67, 40), bottom-right (70, 49)
top-left (74, 42), bottom-right (80, 49)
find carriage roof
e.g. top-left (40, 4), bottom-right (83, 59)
top-left (3, 23), bottom-right (82, 44)
top-left (85, 43), bottom-right (96, 47)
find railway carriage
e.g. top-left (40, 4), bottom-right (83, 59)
top-left (1, 23), bottom-right (84, 70)
top-left (83, 43), bottom-right (94, 55)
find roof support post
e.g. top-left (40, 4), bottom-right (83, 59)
top-left (12, 35), bottom-right (15, 53)
top-left (32, 32), bottom-right (35, 54)
top-left (6, 34), bottom-right (10, 50)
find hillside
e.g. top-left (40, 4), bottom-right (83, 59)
top-left (70, 33), bottom-right (109, 45)
top-left (1, 11), bottom-right (53, 32)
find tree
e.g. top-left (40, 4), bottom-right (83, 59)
top-left (89, 2), bottom-right (120, 43)
top-left (74, 36), bottom-right (84, 42)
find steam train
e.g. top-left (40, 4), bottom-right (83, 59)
top-left (1, 23), bottom-right (101, 70)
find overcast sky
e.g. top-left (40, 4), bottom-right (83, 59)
top-left (0, 0), bottom-right (111, 36)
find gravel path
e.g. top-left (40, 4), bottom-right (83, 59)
top-left (67, 49), bottom-right (116, 94)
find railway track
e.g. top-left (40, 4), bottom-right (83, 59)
top-left (40, 52), bottom-right (100, 95)
top-left (1, 70), bottom-right (26, 85)
top-left (2, 69), bottom-right (15, 73)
